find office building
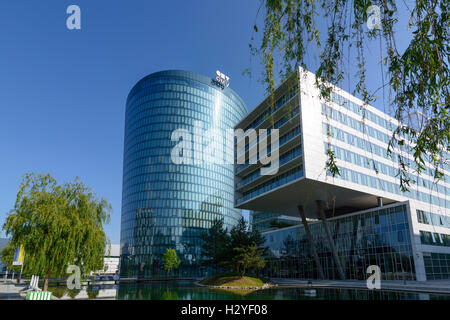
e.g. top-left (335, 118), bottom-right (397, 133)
top-left (235, 67), bottom-right (449, 281)
top-left (120, 70), bottom-right (246, 278)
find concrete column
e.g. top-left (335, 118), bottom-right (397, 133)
top-left (316, 200), bottom-right (346, 280)
top-left (297, 205), bottom-right (325, 280)
top-left (377, 197), bottom-right (383, 207)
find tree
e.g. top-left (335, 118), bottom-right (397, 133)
top-left (222, 217), bottom-right (267, 273)
top-left (162, 248), bottom-right (181, 276)
top-left (2, 173), bottom-right (111, 291)
top-left (231, 245), bottom-right (266, 278)
top-left (230, 217), bottom-right (266, 250)
top-left (199, 217), bottom-right (268, 274)
top-left (200, 219), bottom-right (230, 273)
top-left (249, 226), bottom-right (267, 250)
top-left (229, 217), bottom-right (251, 249)
top-left (250, 0), bottom-right (448, 191)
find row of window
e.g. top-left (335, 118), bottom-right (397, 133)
top-left (123, 167), bottom-right (234, 189)
top-left (322, 103), bottom-right (392, 145)
top-left (122, 185), bottom-right (234, 207)
top-left (328, 165), bottom-right (450, 209)
top-left (123, 199), bottom-right (232, 219)
top-left (133, 206), bottom-right (223, 219)
top-left (126, 113), bottom-right (235, 138)
top-left (330, 92), bottom-right (394, 132)
top-left (135, 75), bottom-right (244, 109)
top-left (129, 76), bottom-right (244, 118)
top-left (121, 211), bottom-right (239, 239)
top-left (236, 125), bottom-right (301, 173)
top-left (124, 202), bottom-right (228, 219)
top-left (132, 83), bottom-right (217, 105)
top-left (420, 231), bottom-right (450, 247)
top-left (124, 148), bottom-right (235, 172)
top-left (124, 151), bottom-right (234, 171)
top-left (423, 252), bottom-right (450, 280)
top-left (237, 165), bottom-right (304, 205)
top-left (329, 92), bottom-right (450, 172)
top-left (250, 212), bottom-right (280, 224)
top-left (123, 153), bottom-right (234, 178)
top-left (121, 200), bottom-right (239, 223)
top-left (126, 101), bottom-right (241, 140)
top-left (130, 91), bottom-right (218, 114)
top-left (243, 85), bottom-right (298, 132)
top-left (323, 123), bottom-right (448, 195)
top-left (417, 210), bottom-right (450, 229)
top-left (236, 146), bottom-right (302, 189)
top-left (125, 116), bottom-right (239, 152)
top-left (127, 79), bottom-right (244, 131)
top-left (238, 107), bottom-right (299, 157)
top-left (123, 173), bottom-right (234, 193)
top-left (326, 143), bottom-right (448, 196)
top-left (123, 166), bottom-right (233, 193)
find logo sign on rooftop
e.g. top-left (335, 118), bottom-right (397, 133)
top-left (213, 70), bottom-right (230, 89)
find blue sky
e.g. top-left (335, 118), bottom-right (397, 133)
top-left (0, 1), bottom-right (411, 244)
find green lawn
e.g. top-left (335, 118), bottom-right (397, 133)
top-left (200, 273), bottom-right (269, 288)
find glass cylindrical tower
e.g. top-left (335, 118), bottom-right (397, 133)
top-left (120, 70), bottom-right (247, 278)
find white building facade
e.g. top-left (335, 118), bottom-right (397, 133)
top-left (235, 68), bottom-right (449, 281)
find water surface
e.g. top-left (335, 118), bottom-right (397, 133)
top-left (51, 281), bottom-right (450, 300)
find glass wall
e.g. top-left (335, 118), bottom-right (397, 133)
top-left (260, 204), bottom-right (416, 280)
top-left (423, 252), bottom-right (450, 280)
top-left (250, 211), bottom-right (300, 233)
top-left (419, 231), bottom-right (450, 247)
top-left (120, 70), bottom-right (247, 278)
top-left (417, 210), bottom-right (450, 229)
top-left (235, 74), bottom-right (303, 205)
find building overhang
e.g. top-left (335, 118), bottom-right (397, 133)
top-left (236, 178), bottom-right (397, 219)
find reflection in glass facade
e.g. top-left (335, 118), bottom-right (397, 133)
top-left (423, 252), bottom-right (450, 280)
top-left (120, 70), bottom-right (247, 278)
top-left (261, 204), bottom-right (417, 280)
top-left (250, 211), bottom-right (301, 233)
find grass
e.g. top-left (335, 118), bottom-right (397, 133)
top-left (200, 272), bottom-right (269, 288)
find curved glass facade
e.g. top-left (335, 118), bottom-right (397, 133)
top-left (120, 70), bottom-right (247, 278)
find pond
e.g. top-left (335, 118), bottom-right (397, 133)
top-left (47, 281), bottom-right (450, 300)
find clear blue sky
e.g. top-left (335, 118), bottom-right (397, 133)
top-left (0, 1), bottom-right (411, 244)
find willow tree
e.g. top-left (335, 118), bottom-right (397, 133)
top-left (251, 0), bottom-right (448, 191)
top-left (3, 173), bottom-right (111, 291)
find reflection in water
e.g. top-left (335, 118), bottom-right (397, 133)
top-left (48, 281), bottom-right (449, 300)
top-left (115, 281), bottom-right (450, 301)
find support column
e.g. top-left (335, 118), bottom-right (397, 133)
top-left (377, 197), bottom-right (383, 207)
top-left (316, 200), bottom-right (346, 280)
top-left (297, 205), bottom-right (325, 280)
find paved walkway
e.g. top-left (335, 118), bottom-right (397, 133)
top-left (270, 278), bottom-right (450, 294)
top-left (0, 281), bottom-right (25, 300)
